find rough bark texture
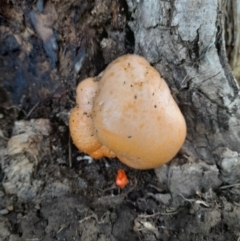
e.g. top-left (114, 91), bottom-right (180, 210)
top-left (126, 0), bottom-right (240, 198)
top-left (221, 0), bottom-right (240, 80)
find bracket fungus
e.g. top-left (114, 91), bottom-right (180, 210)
top-left (69, 54), bottom-right (186, 169)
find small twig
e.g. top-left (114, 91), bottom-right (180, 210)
top-left (79, 214), bottom-right (95, 224)
top-left (146, 184), bottom-right (165, 193)
top-left (4, 102), bottom-right (39, 119)
top-left (99, 184), bottom-right (117, 194)
top-left (179, 194), bottom-right (196, 202)
top-left (138, 210), bottom-right (179, 218)
top-left (26, 101), bottom-right (40, 118)
top-left (179, 194), bottom-right (210, 207)
top-left (79, 211), bottom-right (107, 224)
top-left (219, 183), bottom-right (240, 190)
top-left (57, 223), bottom-right (69, 233)
top-left (195, 200), bottom-right (210, 207)
top-left (4, 105), bottom-right (27, 116)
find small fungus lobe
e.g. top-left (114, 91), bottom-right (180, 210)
top-left (115, 169), bottom-right (128, 188)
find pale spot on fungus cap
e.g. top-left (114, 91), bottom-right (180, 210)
top-left (69, 54), bottom-right (187, 169)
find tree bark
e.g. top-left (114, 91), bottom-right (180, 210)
top-left (221, 0), bottom-right (240, 80)
top-left (126, 0), bottom-right (240, 199)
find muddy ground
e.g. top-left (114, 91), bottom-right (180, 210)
top-left (0, 1), bottom-right (240, 240)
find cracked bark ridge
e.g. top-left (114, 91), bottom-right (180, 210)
top-left (155, 161), bottom-right (222, 204)
top-left (126, 0), bottom-right (240, 197)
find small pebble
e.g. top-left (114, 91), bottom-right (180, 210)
top-left (35, 204), bottom-right (41, 210)
top-left (0, 191), bottom-right (4, 197)
top-left (0, 209), bottom-right (9, 215)
top-left (0, 113), bottom-right (3, 119)
top-left (7, 205), bottom-right (14, 211)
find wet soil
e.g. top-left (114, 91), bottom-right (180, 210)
top-left (0, 1), bottom-right (240, 240)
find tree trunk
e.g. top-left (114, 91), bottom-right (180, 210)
top-left (126, 0), bottom-right (240, 199)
